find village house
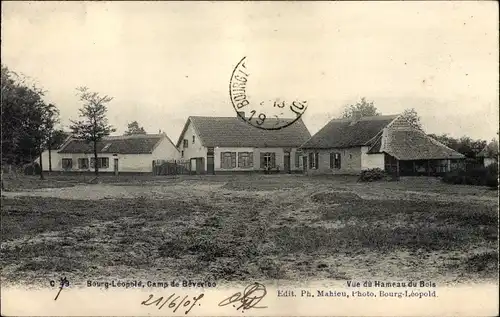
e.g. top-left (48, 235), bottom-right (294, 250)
top-left (176, 114), bottom-right (311, 174)
top-left (300, 114), bottom-right (465, 176)
top-left (39, 133), bottom-right (179, 174)
top-left (477, 140), bottom-right (499, 167)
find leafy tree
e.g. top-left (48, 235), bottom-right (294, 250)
top-left (0, 64), bottom-right (57, 174)
top-left (428, 133), bottom-right (487, 159)
top-left (400, 108), bottom-right (423, 130)
top-left (124, 121), bottom-right (147, 135)
top-left (341, 97), bottom-right (380, 119)
top-left (70, 87), bottom-right (116, 176)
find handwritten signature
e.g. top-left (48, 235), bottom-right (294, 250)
top-left (218, 282), bottom-right (268, 311)
top-left (141, 293), bottom-right (204, 315)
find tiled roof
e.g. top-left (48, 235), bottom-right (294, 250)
top-left (376, 128), bottom-right (465, 160)
top-left (300, 115), bottom-right (398, 149)
top-left (58, 134), bottom-right (169, 154)
top-left (178, 116), bottom-right (311, 148)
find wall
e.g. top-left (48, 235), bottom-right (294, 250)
top-left (360, 146), bottom-right (385, 170)
top-left (303, 147), bottom-right (362, 175)
top-left (36, 150), bottom-right (62, 171)
top-left (213, 147), bottom-right (302, 172)
top-left (152, 136), bottom-right (181, 161)
top-left (56, 153), bottom-right (155, 173)
top-left (178, 120), bottom-right (207, 169)
top-left (215, 147), bottom-right (255, 171)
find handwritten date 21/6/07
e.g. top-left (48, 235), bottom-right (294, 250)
top-left (141, 293), bottom-right (204, 315)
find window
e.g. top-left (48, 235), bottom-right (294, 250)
top-left (330, 153), bottom-right (341, 169)
top-left (309, 152), bottom-right (319, 169)
top-left (181, 150), bottom-right (184, 158)
top-left (349, 154), bottom-right (353, 160)
top-left (183, 139), bottom-right (189, 148)
top-left (192, 136), bottom-right (195, 144)
top-left (238, 152), bottom-right (254, 168)
top-left (78, 158), bottom-right (89, 169)
top-left (295, 151), bottom-right (302, 168)
top-left (90, 157), bottom-right (109, 169)
top-left (261, 152), bottom-right (276, 168)
top-left (62, 158), bottom-right (73, 169)
top-left (221, 152), bottom-right (236, 169)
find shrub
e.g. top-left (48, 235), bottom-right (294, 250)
top-left (358, 168), bottom-right (387, 182)
top-left (443, 164), bottom-right (498, 188)
top-left (23, 163), bottom-right (41, 175)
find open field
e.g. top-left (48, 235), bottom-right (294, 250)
top-left (1, 174), bottom-right (498, 287)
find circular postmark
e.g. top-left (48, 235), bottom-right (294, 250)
top-left (229, 57), bottom-right (308, 130)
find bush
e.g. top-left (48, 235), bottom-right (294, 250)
top-left (442, 164), bottom-right (498, 188)
top-left (358, 168), bottom-right (387, 182)
top-left (23, 163), bottom-right (41, 175)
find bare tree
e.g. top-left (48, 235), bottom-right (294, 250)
top-left (69, 87), bottom-right (115, 177)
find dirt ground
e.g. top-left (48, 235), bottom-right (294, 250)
top-left (1, 174), bottom-right (498, 287)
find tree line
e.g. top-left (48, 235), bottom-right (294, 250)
top-left (1, 64), bottom-right (149, 180)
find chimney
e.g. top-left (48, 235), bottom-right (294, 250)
top-left (237, 111), bottom-right (245, 120)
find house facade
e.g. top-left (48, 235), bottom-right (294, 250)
top-left (176, 115), bottom-right (311, 174)
top-left (300, 115), bottom-right (465, 176)
top-left (477, 140), bottom-right (499, 167)
top-left (41, 133), bottom-right (179, 174)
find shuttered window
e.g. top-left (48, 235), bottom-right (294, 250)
top-left (238, 152), bottom-right (254, 168)
top-left (308, 152), bottom-right (319, 169)
top-left (221, 152), bottom-right (236, 169)
top-left (78, 158), bottom-right (89, 169)
top-left (90, 157), bottom-right (110, 169)
top-left (260, 152), bottom-right (276, 168)
top-left (62, 158), bottom-right (73, 169)
top-left (295, 151), bottom-right (302, 168)
top-left (330, 152), bottom-right (341, 169)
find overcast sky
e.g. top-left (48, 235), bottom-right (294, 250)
top-left (2, 1), bottom-right (498, 142)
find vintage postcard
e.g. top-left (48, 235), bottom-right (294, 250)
top-left (1, 1), bottom-right (498, 316)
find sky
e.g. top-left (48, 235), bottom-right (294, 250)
top-left (2, 1), bottom-right (499, 143)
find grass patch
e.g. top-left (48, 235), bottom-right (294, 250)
top-left (2, 176), bottom-right (498, 284)
top-left (272, 224), bottom-right (475, 254)
top-left (464, 251), bottom-right (499, 274)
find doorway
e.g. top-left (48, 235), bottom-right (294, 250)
top-left (114, 158), bottom-right (119, 176)
top-left (284, 152), bottom-right (291, 173)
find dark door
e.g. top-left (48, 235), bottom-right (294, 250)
top-left (284, 152), bottom-right (291, 173)
top-left (114, 158), bottom-right (119, 175)
top-left (196, 157), bottom-right (205, 174)
top-left (302, 156), bottom-right (308, 173)
top-left (207, 155), bottom-right (214, 174)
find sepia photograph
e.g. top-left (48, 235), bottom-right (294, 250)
top-left (1, 1), bottom-right (498, 316)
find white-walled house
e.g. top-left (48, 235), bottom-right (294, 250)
top-left (477, 140), bottom-right (498, 167)
top-left (300, 115), bottom-right (465, 176)
top-left (176, 115), bottom-right (311, 174)
top-left (43, 133), bottom-right (179, 174)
